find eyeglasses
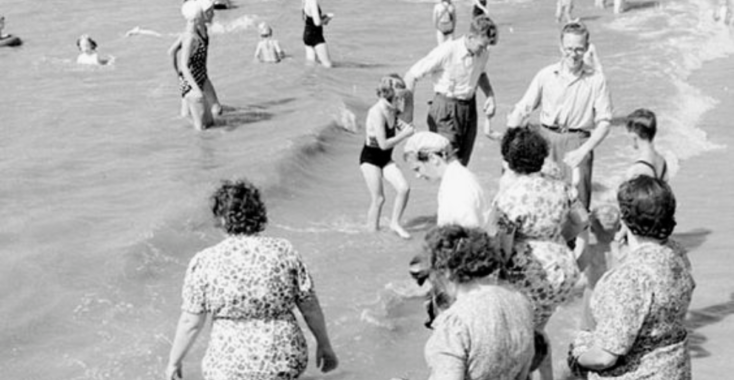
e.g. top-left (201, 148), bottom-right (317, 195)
top-left (563, 46), bottom-right (587, 55)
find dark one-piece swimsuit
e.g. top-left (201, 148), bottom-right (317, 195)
top-left (302, 6), bottom-right (326, 47)
top-left (179, 30), bottom-right (209, 98)
top-left (359, 126), bottom-right (396, 169)
top-left (635, 160), bottom-right (667, 180)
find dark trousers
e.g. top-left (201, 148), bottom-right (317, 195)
top-left (536, 125), bottom-right (593, 210)
top-left (427, 93), bottom-right (477, 166)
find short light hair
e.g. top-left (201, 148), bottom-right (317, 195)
top-left (560, 20), bottom-right (590, 45)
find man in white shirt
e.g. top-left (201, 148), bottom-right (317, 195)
top-left (403, 131), bottom-right (489, 327)
top-left (404, 15), bottom-right (498, 166)
top-left (403, 132), bottom-right (488, 228)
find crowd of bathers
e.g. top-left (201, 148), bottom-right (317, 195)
top-left (0, 0), bottom-right (708, 378)
top-left (165, 1), bottom-right (694, 380)
top-left (4, 0), bottom-right (688, 379)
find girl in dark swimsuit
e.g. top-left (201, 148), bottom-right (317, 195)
top-left (359, 76), bottom-right (416, 239)
top-left (178, 0), bottom-right (216, 130)
top-left (625, 109), bottom-right (669, 182)
top-left (302, 0), bottom-right (333, 67)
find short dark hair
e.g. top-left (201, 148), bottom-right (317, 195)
top-left (76, 35), bottom-right (98, 51)
top-left (210, 179), bottom-right (268, 235)
top-left (424, 225), bottom-right (501, 284)
top-left (617, 176), bottom-right (676, 240)
top-left (501, 127), bottom-right (548, 174)
top-left (626, 108), bottom-right (657, 141)
top-left (469, 15), bottom-right (498, 44)
top-left (561, 20), bottom-right (590, 45)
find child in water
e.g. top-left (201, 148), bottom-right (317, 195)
top-left (76, 34), bottom-right (112, 65)
top-left (556, 0), bottom-right (574, 23)
top-left (254, 22), bottom-right (285, 63)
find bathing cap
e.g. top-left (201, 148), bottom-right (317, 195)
top-left (258, 22), bottom-right (272, 37)
top-left (198, 0), bottom-right (214, 12)
top-left (181, 1), bottom-right (202, 21)
top-left (404, 132), bottom-right (451, 156)
top-left (181, 0), bottom-right (213, 21)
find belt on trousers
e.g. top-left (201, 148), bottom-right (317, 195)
top-left (542, 124), bottom-right (591, 137)
top-left (434, 92), bottom-right (474, 105)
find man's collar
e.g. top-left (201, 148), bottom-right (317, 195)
top-left (552, 61), bottom-right (595, 76)
top-left (460, 36), bottom-right (473, 57)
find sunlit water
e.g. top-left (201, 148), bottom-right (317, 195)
top-left (0, 0), bottom-right (732, 378)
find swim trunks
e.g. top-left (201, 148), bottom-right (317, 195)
top-left (359, 145), bottom-right (394, 168)
top-left (302, 7), bottom-right (326, 47)
top-left (180, 30), bottom-right (209, 98)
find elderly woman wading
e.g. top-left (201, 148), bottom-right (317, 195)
top-left (166, 179), bottom-right (338, 380)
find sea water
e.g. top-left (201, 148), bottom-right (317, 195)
top-left (0, 0), bottom-right (731, 378)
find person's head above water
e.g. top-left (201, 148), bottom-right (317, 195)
top-left (258, 22), bottom-right (273, 38)
top-left (626, 108), bottom-right (657, 142)
top-left (76, 34), bottom-right (98, 53)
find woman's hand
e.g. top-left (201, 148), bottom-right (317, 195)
top-left (316, 343), bottom-right (339, 373)
top-left (400, 124), bottom-right (416, 138)
top-left (165, 363), bottom-right (183, 380)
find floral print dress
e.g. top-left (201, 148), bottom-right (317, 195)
top-left (493, 172), bottom-right (580, 328)
top-left (182, 235), bottom-right (315, 380)
top-left (570, 241), bottom-right (695, 379)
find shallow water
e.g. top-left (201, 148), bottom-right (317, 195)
top-left (1, 0), bottom-right (732, 378)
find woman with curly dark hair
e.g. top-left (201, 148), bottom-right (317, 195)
top-left (489, 126), bottom-right (588, 380)
top-left (405, 224), bottom-right (535, 380)
top-left (568, 176), bottom-right (694, 380)
top-left (166, 179), bottom-right (338, 380)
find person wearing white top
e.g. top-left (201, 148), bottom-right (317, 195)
top-left (404, 16), bottom-right (499, 166)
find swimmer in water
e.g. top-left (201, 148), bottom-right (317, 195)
top-left (0, 15), bottom-right (22, 47)
top-left (254, 22), bottom-right (285, 63)
top-left (76, 34), bottom-right (112, 65)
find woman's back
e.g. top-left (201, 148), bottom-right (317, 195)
top-left (425, 285), bottom-right (534, 380)
top-left (628, 151), bottom-right (668, 181)
top-left (183, 235), bottom-right (313, 319)
top-left (495, 173), bottom-right (572, 241)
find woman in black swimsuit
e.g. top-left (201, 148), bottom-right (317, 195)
top-left (360, 76), bottom-right (415, 239)
top-left (625, 109), bottom-right (669, 182)
top-left (302, 0), bottom-right (333, 67)
top-left (177, 0), bottom-right (216, 130)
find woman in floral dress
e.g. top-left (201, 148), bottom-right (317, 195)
top-left (489, 127), bottom-right (588, 380)
top-left (568, 176), bottom-right (695, 379)
top-left (416, 225), bottom-right (536, 380)
top-left (166, 179), bottom-right (338, 380)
